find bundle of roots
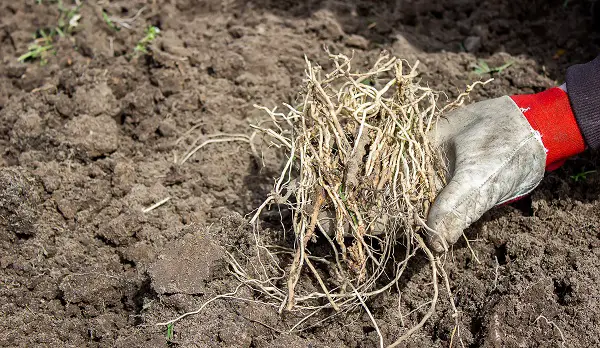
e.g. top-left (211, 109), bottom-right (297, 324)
top-left (235, 51), bottom-right (481, 344)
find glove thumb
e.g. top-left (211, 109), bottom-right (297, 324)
top-left (426, 168), bottom-right (495, 253)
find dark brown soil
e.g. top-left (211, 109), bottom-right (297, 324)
top-left (1, 0), bottom-right (599, 347)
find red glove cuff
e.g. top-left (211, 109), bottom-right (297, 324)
top-left (510, 88), bottom-right (585, 171)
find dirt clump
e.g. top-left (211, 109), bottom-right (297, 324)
top-left (149, 227), bottom-right (225, 295)
top-left (64, 114), bottom-right (120, 158)
top-left (0, 167), bottom-right (41, 238)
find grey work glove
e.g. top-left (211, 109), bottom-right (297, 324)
top-left (426, 96), bottom-right (547, 252)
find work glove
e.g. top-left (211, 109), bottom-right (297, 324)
top-left (427, 87), bottom-right (585, 253)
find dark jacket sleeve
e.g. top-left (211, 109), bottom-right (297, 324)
top-left (566, 55), bottom-right (600, 149)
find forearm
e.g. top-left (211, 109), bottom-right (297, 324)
top-left (566, 55), bottom-right (600, 148)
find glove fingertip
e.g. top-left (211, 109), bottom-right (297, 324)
top-left (429, 236), bottom-right (448, 253)
top-left (425, 223), bottom-right (449, 253)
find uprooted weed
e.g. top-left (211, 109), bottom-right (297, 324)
top-left (245, 51), bottom-right (451, 346)
top-left (159, 52), bottom-right (487, 346)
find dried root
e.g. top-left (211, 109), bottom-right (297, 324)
top-left (160, 51), bottom-right (486, 345)
top-left (245, 51), bottom-right (459, 343)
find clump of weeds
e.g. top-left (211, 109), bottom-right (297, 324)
top-left (571, 170), bottom-right (596, 182)
top-left (18, 30), bottom-right (55, 65)
top-left (134, 25), bottom-right (161, 55)
top-left (472, 59), bottom-right (513, 75)
top-left (18, 0), bottom-right (82, 65)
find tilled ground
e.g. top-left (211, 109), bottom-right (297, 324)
top-left (0, 0), bottom-right (599, 347)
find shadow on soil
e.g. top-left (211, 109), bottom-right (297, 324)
top-left (240, 0), bottom-right (600, 78)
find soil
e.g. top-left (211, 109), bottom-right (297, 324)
top-left (0, 0), bottom-right (599, 347)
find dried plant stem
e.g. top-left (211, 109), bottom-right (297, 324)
top-left (180, 136), bottom-right (254, 165)
top-left (155, 284), bottom-right (244, 326)
top-left (351, 283), bottom-right (384, 348)
top-left (438, 257), bottom-right (465, 348)
top-left (534, 315), bottom-right (567, 348)
top-left (286, 189), bottom-right (325, 310)
top-left (304, 255), bottom-right (340, 311)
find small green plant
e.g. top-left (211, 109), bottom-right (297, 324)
top-left (19, 0), bottom-right (81, 64)
top-left (56, 0), bottom-right (82, 36)
top-left (102, 11), bottom-right (120, 31)
top-left (18, 31), bottom-right (55, 65)
top-left (360, 77), bottom-right (375, 86)
top-left (472, 59), bottom-right (513, 75)
top-left (135, 26), bottom-right (161, 54)
top-left (166, 323), bottom-right (174, 341)
top-left (571, 170), bottom-right (596, 182)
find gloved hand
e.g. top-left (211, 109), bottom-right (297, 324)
top-left (427, 87), bottom-right (585, 253)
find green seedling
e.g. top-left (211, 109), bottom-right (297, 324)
top-left (360, 78), bottom-right (374, 86)
top-left (166, 323), bottom-right (174, 341)
top-left (472, 59), bottom-right (513, 75)
top-left (338, 184), bottom-right (347, 201)
top-left (571, 170), bottom-right (596, 182)
top-left (102, 11), bottom-right (120, 31)
top-left (135, 26), bottom-right (161, 54)
top-left (19, 0), bottom-right (81, 64)
top-left (56, 0), bottom-right (82, 36)
top-left (18, 31), bottom-right (54, 65)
